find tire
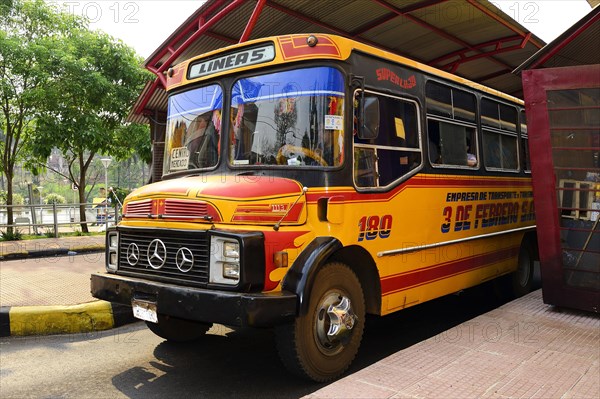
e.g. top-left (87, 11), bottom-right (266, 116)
top-left (275, 262), bottom-right (365, 382)
top-left (511, 242), bottom-right (534, 297)
top-left (146, 314), bottom-right (212, 342)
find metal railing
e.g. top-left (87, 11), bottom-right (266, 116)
top-left (0, 202), bottom-right (121, 237)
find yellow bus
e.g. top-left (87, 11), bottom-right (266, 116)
top-left (92, 34), bottom-right (537, 382)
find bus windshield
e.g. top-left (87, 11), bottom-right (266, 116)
top-left (164, 84), bottom-right (223, 174)
top-left (163, 66), bottom-right (345, 175)
top-left (230, 66), bottom-right (345, 167)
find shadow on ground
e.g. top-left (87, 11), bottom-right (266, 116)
top-left (110, 276), bottom-right (538, 399)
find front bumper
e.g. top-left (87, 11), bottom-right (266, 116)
top-left (91, 273), bottom-right (297, 327)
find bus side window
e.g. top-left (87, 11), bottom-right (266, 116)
top-left (353, 91), bottom-right (422, 189)
top-left (481, 98), bottom-right (519, 171)
top-left (354, 147), bottom-right (378, 187)
top-left (520, 110), bottom-right (531, 172)
top-left (426, 81), bottom-right (478, 168)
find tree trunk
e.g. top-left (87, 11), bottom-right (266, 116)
top-left (78, 172), bottom-right (89, 233)
top-left (5, 171), bottom-right (14, 235)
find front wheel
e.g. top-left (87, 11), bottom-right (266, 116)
top-left (146, 314), bottom-right (212, 342)
top-left (276, 262), bottom-right (365, 382)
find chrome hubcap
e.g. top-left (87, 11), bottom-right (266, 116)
top-left (315, 292), bottom-right (357, 355)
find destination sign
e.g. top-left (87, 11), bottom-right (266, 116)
top-left (189, 44), bottom-right (275, 79)
top-left (170, 147), bottom-right (190, 171)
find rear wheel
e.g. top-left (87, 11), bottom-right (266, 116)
top-left (276, 262), bottom-right (365, 382)
top-left (512, 243), bottom-right (534, 297)
top-left (146, 314), bottom-right (212, 342)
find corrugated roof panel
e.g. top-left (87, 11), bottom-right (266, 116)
top-left (546, 21), bottom-right (600, 67)
top-left (133, 0), bottom-right (553, 119)
top-left (319, 1), bottom-right (390, 32)
top-left (177, 36), bottom-right (234, 68)
top-left (274, 0), bottom-right (351, 21)
top-left (483, 74), bottom-right (524, 97)
top-left (210, 1), bottom-right (257, 40)
top-left (362, 20), bottom-right (466, 63)
top-left (237, 6), bottom-right (328, 40)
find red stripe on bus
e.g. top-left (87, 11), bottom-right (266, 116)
top-left (381, 246), bottom-right (519, 296)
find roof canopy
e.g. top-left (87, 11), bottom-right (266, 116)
top-left (129, 0), bottom-right (545, 123)
top-left (514, 5), bottom-right (599, 73)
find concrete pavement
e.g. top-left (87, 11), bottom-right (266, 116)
top-left (0, 235), bottom-right (598, 398)
top-left (305, 290), bottom-right (599, 399)
top-left (0, 235), bottom-right (133, 337)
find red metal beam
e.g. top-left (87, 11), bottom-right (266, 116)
top-left (466, 0), bottom-right (544, 49)
top-left (371, 0), bottom-right (515, 72)
top-left (264, 0), bottom-right (424, 63)
top-left (147, 66), bottom-right (167, 87)
top-left (156, 0), bottom-right (248, 75)
top-left (432, 35), bottom-right (531, 71)
top-left (240, 0), bottom-right (267, 43)
top-left (146, 0), bottom-right (229, 70)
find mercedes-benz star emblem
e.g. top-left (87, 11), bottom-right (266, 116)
top-left (175, 247), bottom-right (194, 272)
top-left (147, 239), bottom-right (167, 269)
top-left (126, 243), bottom-right (140, 266)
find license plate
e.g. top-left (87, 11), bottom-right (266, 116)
top-left (132, 299), bottom-right (158, 323)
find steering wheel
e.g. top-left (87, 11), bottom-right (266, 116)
top-left (276, 144), bottom-right (328, 166)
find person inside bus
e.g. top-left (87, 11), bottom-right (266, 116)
top-left (186, 111), bottom-right (219, 168)
top-left (466, 137), bottom-right (477, 166)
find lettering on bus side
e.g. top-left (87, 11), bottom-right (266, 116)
top-left (375, 67), bottom-right (417, 90)
top-left (441, 190), bottom-right (535, 233)
top-left (358, 215), bottom-right (393, 241)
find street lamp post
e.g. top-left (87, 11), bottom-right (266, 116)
top-left (37, 185), bottom-right (43, 233)
top-left (100, 158), bottom-right (112, 231)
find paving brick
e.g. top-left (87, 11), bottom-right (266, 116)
top-left (351, 362), bottom-right (428, 392)
top-left (563, 362), bottom-right (600, 399)
top-left (303, 377), bottom-right (396, 399)
top-left (305, 291), bottom-right (600, 399)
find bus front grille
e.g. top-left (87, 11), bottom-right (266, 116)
top-left (117, 229), bottom-right (209, 287)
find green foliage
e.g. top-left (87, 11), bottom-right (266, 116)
top-left (1, 0), bottom-right (151, 232)
top-left (33, 28), bottom-right (152, 163)
top-left (0, 190), bottom-right (23, 205)
top-left (43, 192), bottom-right (66, 205)
top-left (0, 0), bottom-right (84, 225)
top-left (0, 228), bottom-right (22, 241)
top-left (108, 186), bottom-right (130, 208)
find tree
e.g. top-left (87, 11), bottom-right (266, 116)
top-left (0, 0), bottom-right (80, 233)
top-left (31, 12), bottom-right (151, 232)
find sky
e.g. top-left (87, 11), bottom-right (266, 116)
top-left (46, 0), bottom-right (593, 60)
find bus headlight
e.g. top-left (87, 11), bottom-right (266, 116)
top-left (106, 231), bottom-right (119, 271)
top-left (223, 241), bottom-right (240, 260)
top-left (223, 263), bottom-right (240, 280)
top-left (210, 237), bottom-right (241, 285)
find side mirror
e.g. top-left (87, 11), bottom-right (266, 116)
top-left (358, 96), bottom-right (379, 140)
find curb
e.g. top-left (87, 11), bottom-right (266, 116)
top-left (0, 245), bottom-right (105, 261)
top-left (0, 301), bottom-right (136, 337)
